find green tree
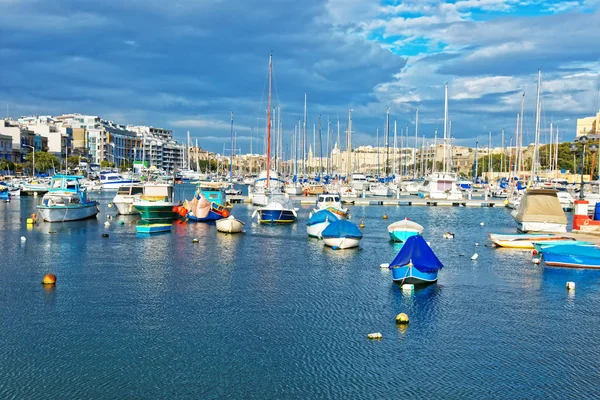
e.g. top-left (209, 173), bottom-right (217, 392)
top-left (119, 159), bottom-right (132, 171)
top-left (67, 155), bottom-right (81, 169)
top-left (100, 160), bottom-right (115, 168)
top-left (25, 151), bottom-right (59, 174)
top-left (0, 158), bottom-right (15, 173)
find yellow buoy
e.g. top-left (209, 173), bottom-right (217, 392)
top-left (367, 332), bottom-right (382, 339)
top-left (359, 218), bottom-right (365, 228)
top-left (42, 274), bottom-right (56, 285)
top-left (395, 313), bottom-right (409, 324)
top-left (383, 214), bottom-right (388, 219)
top-left (26, 218), bottom-right (34, 224)
top-left (193, 238), bottom-right (199, 243)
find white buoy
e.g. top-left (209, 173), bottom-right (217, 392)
top-left (532, 258), bottom-right (540, 264)
top-left (367, 332), bottom-right (382, 339)
top-left (379, 263), bottom-right (390, 269)
top-left (104, 221), bottom-right (110, 228)
top-left (402, 284), bottom-right (414, 291)
top-left (20, 236), bottom-right (26, 242)
top-left (566, 282), bottom-right (576, 290)
top-left (475, 243), bottom-right (479, 247)
top-left (480, 222), bottom-right (484, 226)
top-left (471, 253), bottom-right (478, 260)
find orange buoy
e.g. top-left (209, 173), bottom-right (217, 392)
top-left (178, 207), bottom-right (188, 217)
top-left (222, 209), bottom-right (230, 218)
top-left (172, 206), bottom-right (180, 213)
top-left (42, 274), bottom-right (56, 285)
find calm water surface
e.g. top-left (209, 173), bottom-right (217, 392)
top-left (1, 185), bottom-right (599, 399)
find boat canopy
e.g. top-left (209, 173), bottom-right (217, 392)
top-left (389, 235), bottom-right (444, 273)
top-left (514, 189), bottom-right (567, 225)
top-left (307, 209), bottom-right (339, 226)
top-left (321, 220), bottom-right (363, 239)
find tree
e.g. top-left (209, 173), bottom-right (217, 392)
top-left (0, 158), bottom-right (15, 173)
top-left (119, 159), bottom-right (132, 171)
top-left (100, 160), bottom-right (115, 168)
top-left (67, 155), bottom-right (81, 169)
top-left (25, 151), bottom-right (59, 174)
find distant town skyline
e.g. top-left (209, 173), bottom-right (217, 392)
top-left (1, 0), bottom-right (599, 153)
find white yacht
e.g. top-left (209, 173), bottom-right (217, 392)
top-left (350, 173), bottom-right (368, 192)
top-left (418, 172), bottom-right (463, 200)
top-left (250, 170), bottom-right (286, 206)
top-left (99, 172), bottom-right (139, 190)
top-left (369, 182), bottom-right (392, 197)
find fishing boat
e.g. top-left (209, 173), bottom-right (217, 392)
top-left (387, 235), bottom-right (444, 285)
top-left (216, 216), bottom-right (245, 233)
top-left (111, 184), bottom-right (145, 215)
top-left (313, 193), bottom-right (349, 218)
top-left (306, 209), bottom-right (339, 238)
top-left (136, 223), bottom-right (172, 234)
top-left (99, 171), bottom-right (140, 190)
top-left (321, 219), bottom-right (363, 249)
top-left (132, 183), bottom-right (179, 224)
top-left (418, 172), bottom-right (463, 200)
top-left (540, 244), bottom-right (600, 269)
top-left (37, 175), bottom-right (99, 222)
top-left (185, 184), bottom-right (230, 222)
top-left (253, 196), bottom-right (298, 223)
top-left (488, 233), bottom-right (575, 249)
top-left (387, 219), bottom-right (424, 242)
top-left (21, 180), bottom-right (50, 196)
top-left (511, 189), bottom-right (567, 233)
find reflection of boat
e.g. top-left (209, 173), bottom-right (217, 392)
top-left (541, 244), bottom-right (600, 269)
top-left (489, 233), bottom-right (575, 249)
top-left (306, 209), bottom-right (338, 238)
top-left (185, 185), bottom-right (229, 222)
top-left (314, 194), bottom-right (349, 218)
top-left (37, 175), bottom-right (99, 222)
top-left (133, 183), bottom-right (178, 223)
top-left (321, 220), bottom-right (362, 249)
top-left (216, 216), bottom-right (245, 233)
top-left (252, 196), bottom-right (297, 224)
top-left (511, 189), bottom-right (567, 233)
top-left (388, 235), bottom-right (444, 285)
top-left (388, 219), bottom-right (423, 242)
top-left (136, 223), bottom-right (172, 234)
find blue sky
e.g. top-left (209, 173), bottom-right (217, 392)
top-left (0, 0), bottom-right (599, 153)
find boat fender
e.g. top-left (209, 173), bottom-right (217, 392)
top-left (102, 233), bottom-right (109, 238)
top-left (367, 332), bottom-right (382, 340)
top-left (395, 313), bottom-right (409, 324)
top-left (471, 253), bottom-right (478, 260)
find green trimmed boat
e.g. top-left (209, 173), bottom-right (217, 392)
top-left (132, 183), bottom-right (179, 223)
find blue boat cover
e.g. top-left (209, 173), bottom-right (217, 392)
top-left (307, 209), bottom-right (339, 226)
top-left (321, 220), bottom-right (363, 239)
top-left (388, 235), bottom-right (444, 273)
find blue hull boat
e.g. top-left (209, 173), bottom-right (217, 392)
top-left (188, 209), bottom-right (224, 222)
top-left (541, 244), bottom-right (600, 269)
top-left (0, 189), bottom-right (8, 201)
top-left (258, 209), bottom-right (297, 223)
top-left (388, 235), bottom-right (444, 285)
top-left (136, 223), bottom-right (172, 234)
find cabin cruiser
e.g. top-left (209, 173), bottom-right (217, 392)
top-left (250, 170), bottom-right (285, 206)
top-left (99, 172), bottom-right (139, 190)
top-left (418, 172), bottom-right (463, 200)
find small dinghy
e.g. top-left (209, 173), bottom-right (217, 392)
top-left (136, 223), bottom-right (172, 234)
top-left (388, 235), bottom-right (444, 285)
top-left (489, 233), bottom-right (575, 249)
top-left (387, 218), bottom-right (424, 242)
top-left (321, 220), bottom-right (363, 249)
top-left (216, 216), bottom-right (245, 234)
top-left (306, 209), bottom-right (339, 238)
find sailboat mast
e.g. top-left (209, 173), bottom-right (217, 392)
top-left (346, 110), bottom-right (352, 177)
top-left (318, 115), bottom-right (323, 178)
top-left (488, 130), bottom-right (492, 182)
top-left (376, 127), bottom-right (380, 177)
top-left (385, 108), bottom-right (390, 177)
top-left (532, 69), bottom-right (542, 181)
top-left (266, 54), bottom-right (272, 188)
top-left (518, 92), bottom-right (525, 177)
top-left (443, 82), bottom-right (448, 174)
top-left (230, 112), bottom-right (234, 186)
top-left (326, 117), bottom-right (331, 176)
top-left (393, 120), bottom-right (397, 177)
top-left (414, 109), bottom-right (419, 178)
top-left (303, 92), bottom-right (307, 177)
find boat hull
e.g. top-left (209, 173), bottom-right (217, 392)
top-left (389, 230), bottom-right (420, 243)
top-left (37, 202), bottom-right (99, 222)
top-left (0, 191), bottom-right (8, 201)
top-left (136, 223), bottom-right (172, 234)
top-left (306, 221), bottom-right (330, 238)
top-left (113, 199), bottom-right (140, 215)
top-left (134, 202), bottom-right (178, 223)
top-left (543, 253), bottom-right (600, 269)
top-left (188, 209), bottom-right (224, 222)
top-left (258, 209), bottom-right (297, 224)
top-left (216, 218), bottom-right (244, 233)
top-left (322, 237), bottom-right (361, 249)
top-left (517, 221), bottom-right (567, 234)
top-left (391, 265), bottom-right (438, 285)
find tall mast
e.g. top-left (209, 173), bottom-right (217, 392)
top-left (518, 92), bottom-right (525, 177)
top-left (303, 92), bottom-right (307, 177)
top-left (230, 112), bottom-right (234, 186)
top-left (266, 53), bottom-right (272, 188)
top-left (414, 108), bottom-right (419, 178)
top-left (346, 110), bottom-right (352, 177)
top-left (376, 127), bottom-right (380, 176)
top-left (443, 82), bottom-right (448, 174)
top-left (326, 117), bottom-right (331, 176)
top-left (318, 115), bottom-right (323, 178)
top-left (488, 130), bottom-right (492, 182)
top-left (433, 129), bottom-right (437, 174)
top-left (501, 128), bottom-right (505, 175)
top-left (532, 69), bottom-right (542, 181)
top-left (393, 119), bottom-right (397, 177)
top-left (385, 107), bottom-right (390, 176)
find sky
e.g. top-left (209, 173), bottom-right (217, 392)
top-left (1, 0), bottom-right (599, 154)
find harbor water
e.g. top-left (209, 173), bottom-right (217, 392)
top-left (1, 185), bottom-right (600, 399)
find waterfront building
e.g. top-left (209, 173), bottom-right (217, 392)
top-left (0, 134), bottom-right (12, 161)
top-left (576, 110), bottom-right (600, 138)
top-left (127, 125), bottom-right (185, 172)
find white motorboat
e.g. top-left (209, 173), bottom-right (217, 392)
top-left (418, 172), bottom-right (463, 200)
top-left (250, 170), bottom-right (286, 206)
top-left (285, 183), bottom-right (303, 195)
top-left (369, 182), bottom-right (392, 197)
top-left (216, 216), bottom-right (245, 233)
top-left (512, 189), bottom-right (567, 233)
top-left (350, 173), bottom-right (368, 192)
top-left (313, 193), bottom-right (349, 218)
top-left (99, 172), bottom-right (140, 190)
top-left (111, 184), bottom-right (145, 215)
top-left (37, 175), bottom-right (99, 222)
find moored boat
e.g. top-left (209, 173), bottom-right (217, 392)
top-left (252, 196), bottom-right (298, 224)
top-left (512, 189), bottom-right (567, 233)
top-left (321, 219), bottom-right (363, 249)
top-left (313, 193), bottom-right (349, 218)
top-left (133, 183), bottom-right (179, 223)
top-left (216, 216), bottom-right (245, 233)
top-left (387, 235), bottom-right (444, 285)
top-left (388, 219), bottom-right (424, 242)
top-left (111, 184), bottom-right (145, 215)
top-left (136, 223), bottom-right (172, 234)
top-left (37, 175), bottom-right (99, 222)
top-left (488, 233), bottom-right (575, 249)
top-left (306, 209), bottom-right (339, 238)
top-left (185, 184), bottom-right (230, 222)
top-left (540, 244), bottom-right (600, 269)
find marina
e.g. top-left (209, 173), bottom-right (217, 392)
top-left (3, 184), bottom-right (600, 397)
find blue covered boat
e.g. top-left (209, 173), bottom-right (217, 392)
top-left (541, 244), bottom-right (600, 269)
top-left (321, 220), bottom-right (363, 249)
top-left (388, 235), bottom-right (444, 285)
top-left (186, 185), bottom-right (229, 222)
top-left (0, 185), bottom-right (8, 201)
top-left (306, 209), bottom-right (339, 238)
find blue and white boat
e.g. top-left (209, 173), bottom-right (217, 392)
top-left (0, 184), bottom-right (9, 201)
top-left (136, 223), bottom-right (172, 234)
top-left (250, 170), bottom-right (286, 206)
top-left (387, 219), bottom-right (424, 242)
top-left (387, 235), bottom-right (444, 285)
top-left (37, 175), bottom-right (99, 222)
top-left (306, 209), bottom-right (339, 238)
top-left (252, 195), bottom-right (298, 224)
top-left (540, 244), bottom-right (600, 269)
top-left (186, 185), bottom-right (229, 222)
top-left (321, 220), bottom-right (363, 249)
top-left (533, 240), bottom-right (595, 253)
top-left (99, 172), bottom-right (140, 190)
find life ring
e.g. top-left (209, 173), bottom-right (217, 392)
top-left (584, 219), bottom-right (590, 226)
